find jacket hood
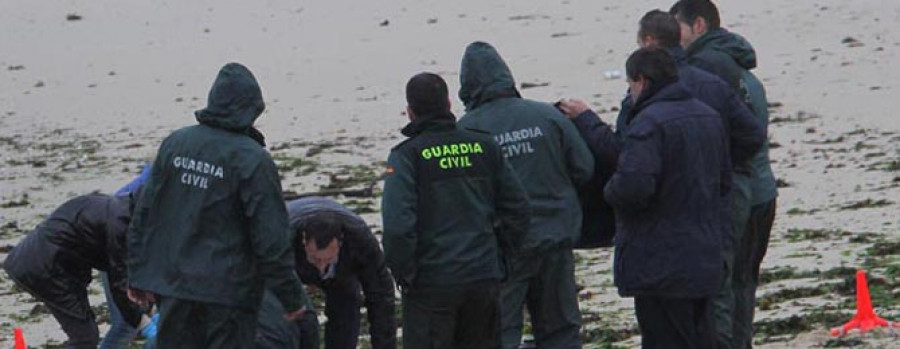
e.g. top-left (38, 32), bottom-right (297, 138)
top-left (195, 63), bottom-right (265, 132)
top-left (690, 28), bottom-right (758, 70)
top-left (458, 42), bottom-right (521, 111)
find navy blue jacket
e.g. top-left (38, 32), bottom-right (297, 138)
top-left (605, 82), bottom-right (727, 298)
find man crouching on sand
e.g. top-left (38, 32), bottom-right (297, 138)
top-left (126, 63), bottom-right (309, 348)
top-left (3, 193), bottom-right (146, 349)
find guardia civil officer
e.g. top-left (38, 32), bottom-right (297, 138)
top-left (382, 72), bottom-right (530, 348)
top-left (127, 63), bottom-right (308, 348)
top-left (456, 42), bottom-right (594, 349)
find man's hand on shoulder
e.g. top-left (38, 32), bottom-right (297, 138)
top-left (556, 99), bottom-right (592, 119)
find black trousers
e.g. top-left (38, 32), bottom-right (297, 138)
top-left (297, 277), bottom-right (362, 349)
top-left (48, 305), bottom-right (99, 349)
top-left (156, 297), bottom-right (258, 349)
top-left (402, 281), bottom-right (501, 349)
top-left (634, 296), bottom-right (716, 349)
top-left (6, 269), bottom-right (98, 349)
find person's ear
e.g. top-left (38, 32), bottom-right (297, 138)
top-left (638, 76), bottom-right (650, 90)
top-left (406, 106), bottom-right (416, 122)
top-left (693, 17), bottom-right (707, 35)
top-left (639, 35), bottom-right (655, 48)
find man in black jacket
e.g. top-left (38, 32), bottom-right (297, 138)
top-left (605, 48), bottom-right (727, 349)
top-left (3, 194), bottom-right (143, 349)
top-left (382, 72), bottom-right (530, 348)
top-left (127, 63), bottom-right (308, 348)
top-left (288, 197), bottom-right (396, 349)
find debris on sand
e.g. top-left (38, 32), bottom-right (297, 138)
top-left (508, 14), bottom-right (549, 21)
top-left (551, 32), bottom-right (577, 38)
top-left (1, 194), bottom-right (30, 209)
top-left (379, 19), bottom-right (389, 27)
top-left (7, 65), bottom-right (25, 71)
top-left (841, 36), bottom-right (864, 47)
top-left (520, 81), bottom-right (550, 89)
top-left (770, 111), bottom-right (819, 124)
top-left (66, 13), bottom-right (83, 21)
top-left (839, 198), bottom-right (893, 210)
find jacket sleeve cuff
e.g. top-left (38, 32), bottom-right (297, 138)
top-left (275, 280), bottom-right (308, 312)
top-left (572, 110), bottom-right (603, 129)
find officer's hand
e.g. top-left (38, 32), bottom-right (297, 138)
top-left (283, 306), bottom-right (307, 321)
top-left (557, 99), bottom-right (591, 119)
top-left (128, 287), bottom-right (156, 309)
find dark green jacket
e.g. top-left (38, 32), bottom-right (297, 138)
top-left (457, 42), bottom-right (595, 252)
top-left (382, 111), bottom-right (530, 289)
top-left (128, 63), bottom-right (307, 312)
top-left (686, 28), bottom-right (777, 205)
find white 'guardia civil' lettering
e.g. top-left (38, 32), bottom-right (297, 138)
top-left (493, 126), bottom-right (544, 146)
top-left (173, 156), bottom-right (225, 179)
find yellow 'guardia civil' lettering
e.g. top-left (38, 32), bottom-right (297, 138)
top-left (420, 142), bottom-right (483, 160)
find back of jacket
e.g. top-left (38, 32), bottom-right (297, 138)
top-left (605, 83), bottom-right (727, 298)
top-left (382, 115), bottom-right (529, 289)
top-left (128, 63), bottom-right (304, 312)
top-left (457, 42), bottom-right (594, 252)
top-left (3, 194), bottom-right (140, 325)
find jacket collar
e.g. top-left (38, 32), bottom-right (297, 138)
top-left (629, 81), bottom-right (692, 118)
top-left (401, 110), bottom-right (457, 137)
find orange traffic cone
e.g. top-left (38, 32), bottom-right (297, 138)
top-left (13, 327), bottom-right (26, 349)
top-left (829, 270), bottom-right (898, 336)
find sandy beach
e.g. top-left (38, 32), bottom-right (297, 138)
top-left (1, 0), bottom-right (898, 347)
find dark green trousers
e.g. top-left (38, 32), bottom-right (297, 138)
top-left (732, 198), bottom-right (776, 348)
top-left (156, 297), bottom-right (258, 349)
top-left (714, 178), bottom-right (752, 349)
top-left (500, 247), bottom-right (582, 349)
top-left (402, 280), bottom-right (501, 349)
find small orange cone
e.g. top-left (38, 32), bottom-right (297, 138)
top-left (13, 327), bottom-right (26, 349)
top-left (829, 270), bottom-right (898, 336)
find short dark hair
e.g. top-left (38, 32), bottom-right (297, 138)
top-left (625, 47), bottom-right (679, 84)
top-left (670, 0), bottom-right (721, 29)
top-left (639, 10), bottom-right (681, 48)
top-left (299, 212), bottom-right (345, 249)
top-left (406, 72), bottom-right (450, 116)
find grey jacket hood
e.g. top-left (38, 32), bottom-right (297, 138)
top-left (458, 42), bottom-right (521, 111)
